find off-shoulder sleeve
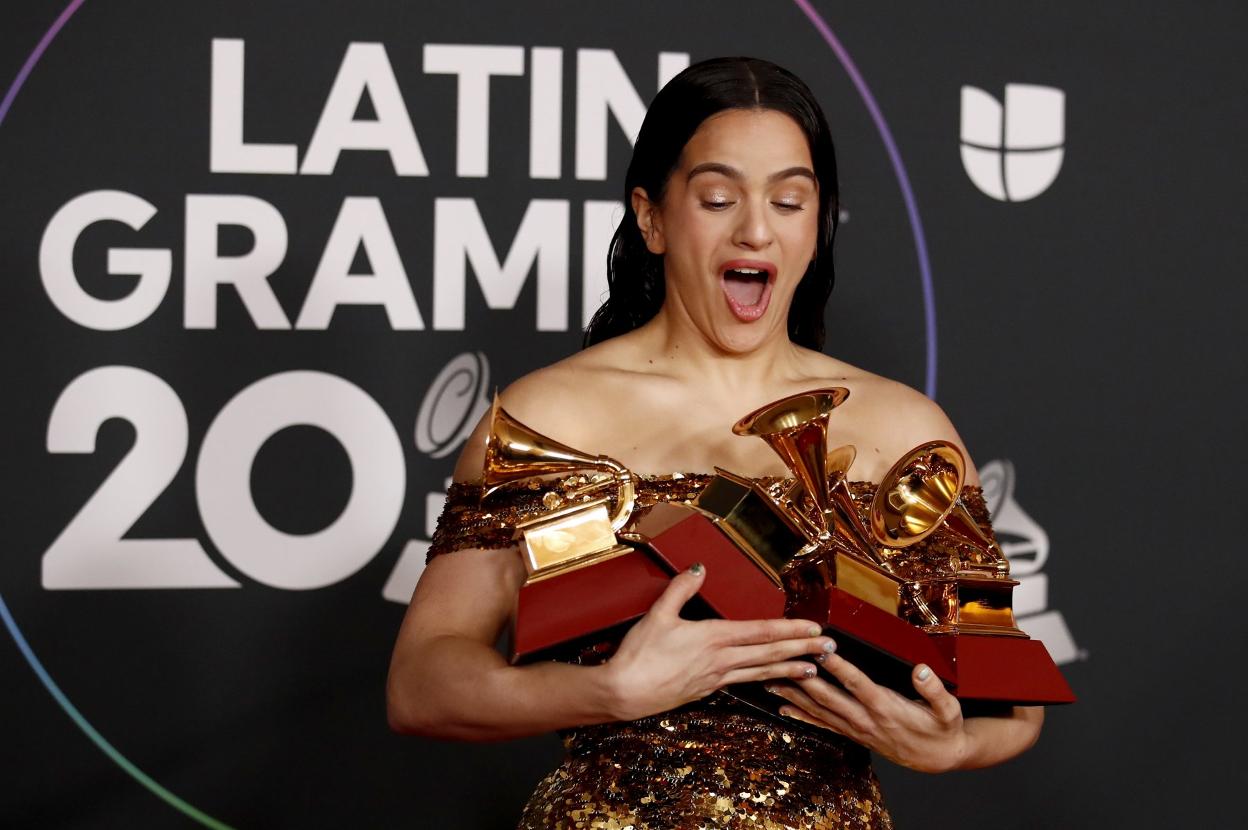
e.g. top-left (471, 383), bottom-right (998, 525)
top-left (426, 482), bottom-right (512, 563)
top-left (425, 481), bottom-right (552, 564)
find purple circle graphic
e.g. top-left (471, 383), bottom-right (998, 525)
top-left (792, 0), bottom-right (939, 399)
top-left (1, 5), bottom-right (938, 827)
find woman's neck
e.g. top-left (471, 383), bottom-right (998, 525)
top-left (633, 298), bottom-right (809, 391)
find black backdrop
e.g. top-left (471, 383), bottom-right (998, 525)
top-left (2, 1), bottom-right (1244, 827)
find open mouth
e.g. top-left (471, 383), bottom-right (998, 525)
top-left (720, 264), bottom-right (775, 321)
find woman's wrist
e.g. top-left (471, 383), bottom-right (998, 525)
top-left (950, 708), bottom-right (1043, 770)
top-left (944, 724), bottom-right (974, 772)
top-left (591, 660), bottom-right (634, 723)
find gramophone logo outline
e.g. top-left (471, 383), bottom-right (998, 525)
top-left (979, 459), bottom-right (1084, 664)
top-left (959, 83), bottom-right (1065, 201)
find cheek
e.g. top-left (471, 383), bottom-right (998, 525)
top-left (666, 221), bottom-right (720, 272)
top-left (780, 224), bottom-right (817, 276)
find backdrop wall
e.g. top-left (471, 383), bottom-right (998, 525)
top-left (2, 1), bottom-right (1243, 827)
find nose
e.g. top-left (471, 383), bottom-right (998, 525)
top-left (731, 197), bottom-right (774, 250)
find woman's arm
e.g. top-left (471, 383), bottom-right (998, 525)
top-left (385, 543), bottom-right (624, 741)
top-left (386, 544), bottom-right (837, 741)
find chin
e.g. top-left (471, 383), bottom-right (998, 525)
top-left (712, 324), bottom-right (775, 354)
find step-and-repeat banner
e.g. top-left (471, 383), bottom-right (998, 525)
top-left (2, 1), bottom-right (1241, 827)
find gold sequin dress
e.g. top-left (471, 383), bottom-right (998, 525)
top-left (427, 474), bottom-right (995, 830)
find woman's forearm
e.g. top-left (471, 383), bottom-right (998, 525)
top-left (387, 633), bottom-right (623, 741)
top-left (954, 705), bottom-right (1044, 770)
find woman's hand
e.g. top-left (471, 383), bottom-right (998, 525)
top-left (601, 564), bottom-right (836, 722)
top-left (765, 653), bottom-right (970, 773)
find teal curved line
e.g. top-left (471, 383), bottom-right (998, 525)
top-left (0, 594), bottom-right (237, 829)
top-left (1, 2), bottom-right (236, 827)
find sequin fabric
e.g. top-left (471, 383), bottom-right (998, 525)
top-left (427, 474), bottom-right (995, 829)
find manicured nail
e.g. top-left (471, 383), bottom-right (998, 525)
top-left (822, 639), bottom-right (837, 653)
top-left (814, 653), bottom-right (826, 664)
top-left (807, 625), bottom-right (822, 637)
top-left (764, 685), bottom-right (778, 694)
top-left (916, 665), bottom-right (931, 682)
top-left (689, 562), bottom-right (704, 575)
top-left (803, 665), bottom-right (816, 678)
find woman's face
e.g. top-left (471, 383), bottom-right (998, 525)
top-left (635, 108), bottom-right (820, 354)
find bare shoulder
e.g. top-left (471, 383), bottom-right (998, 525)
top-left (450, 338), bottom-right (640, 483)
top-left (801, 351), bottom-right (980, 486)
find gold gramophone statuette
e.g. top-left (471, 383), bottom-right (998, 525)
top-left (871, 440), bottom-right (1025, 636)
top-left (482, 394), bottom-right (635, 583)
top-left (702, 388), bottom-right (919, 618)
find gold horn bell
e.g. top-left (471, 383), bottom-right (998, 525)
top-left (482, 394), bottom-right (636, 582)
top-left (732, 388), bottom-right (848, 541)
top-left (871, 440), bottom-right (1025, 636)
top-left (726, 388), bottom-right (914, 617)
top-left (871, 440), bottom-right (1007, 573)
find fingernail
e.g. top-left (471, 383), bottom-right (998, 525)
top-left (814, 653), bottom-right (826, 664)
top-left (803, 665), bottom-right (816, 678)
top-left (689, 562), bottom-right (704, 575)
top-left (916, 665), bottom-right (931, 681)
top-left (807, 625), bottom-right (822, 637)
top-left (764, 685), bottom-right (778, 694)
top-left (822, 639), bottom-right (837, 653)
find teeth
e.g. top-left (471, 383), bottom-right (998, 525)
top-left (730, 267), bottom-right (764, 275)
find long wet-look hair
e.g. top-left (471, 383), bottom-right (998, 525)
top-left (582, 56), bottom-right (840, 351)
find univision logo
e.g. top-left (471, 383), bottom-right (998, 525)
top-left (960, 83), bottom-right (1065, 201)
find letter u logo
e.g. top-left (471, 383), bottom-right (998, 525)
top-left (960, 83), bottom-right (1065, 201)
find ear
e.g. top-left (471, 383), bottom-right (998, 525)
top-left (631, 186), bottom-right (666, 255)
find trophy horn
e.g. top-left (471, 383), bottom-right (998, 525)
top-left (483, 394), bottom-right (636, 532)
top-left (732, 387), bottom-right (850, 539)
top-left (827, 444), bottom-right (943, 628)
top-left (869, 440), bottom-right (1008, 575)
top-left (824, 444), bottom-right (875, 556)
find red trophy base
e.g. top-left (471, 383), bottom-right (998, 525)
top-left (510, 546), bottom-right (670, 664)
top-left (510, 504), bottom-right (790, 664)
top-left (787, 580), bottom-right (1075, 706)
top-left (629, 503), bottom-right (787, 620)
top-left (934, 634), bottom-right (1076, 705)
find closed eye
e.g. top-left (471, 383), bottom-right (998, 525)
top-left (773, 202), bottom-right (804, 212)
top-left (701, 200), bottom-right (735, 211)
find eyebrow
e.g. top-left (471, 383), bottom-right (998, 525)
top-left (686, 162), bottom-right (817, 185)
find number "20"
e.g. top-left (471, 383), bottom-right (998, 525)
top-left (43, 366), bottom-right (410, 592)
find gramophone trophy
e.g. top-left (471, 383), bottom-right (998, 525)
top-left (710, 390), bottom-right (1073, 708)
top-left (482, 396), bottom-right (792, 663)
top-left (870, 442), bottom-right (1074, 704)
top-left (482, 393), bottom-right (636, 582)
top-left (703, 390), bottom-right (959, 713)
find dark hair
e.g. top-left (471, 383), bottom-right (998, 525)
top-left (583, 56), bottom-right (840, 350)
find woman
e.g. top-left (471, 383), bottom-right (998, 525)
top-left (387, 56), bottom-right (1043, 828)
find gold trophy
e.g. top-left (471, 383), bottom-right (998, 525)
top-left (717, 390), bottom-right (1072, 706)
top-left (718, 389), bottom-right (929, 621)
top-left (482, 395), bottom-right (793, 663)
top-left (864, 440), bottom-right (1074, 704)
top-left (700, 388), bottom-right (956, 716)
top-left (870, 441), bottom-right (1024, 636)
top-left (482, 394), bottom-right (635, 583)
